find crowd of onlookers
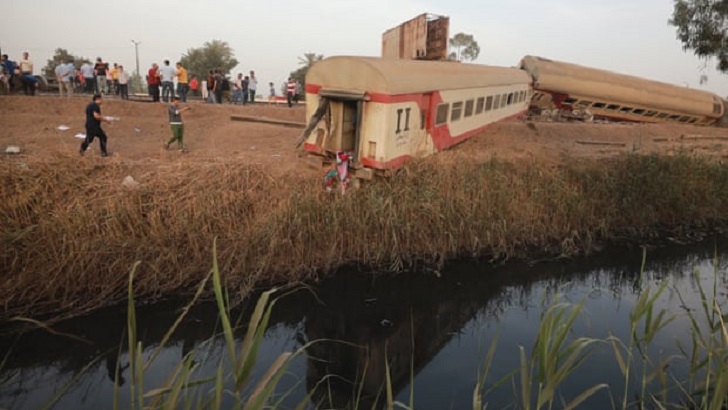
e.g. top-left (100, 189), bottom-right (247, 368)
top-left (1, 52), bottom-right (40, 95)
top-left (1, 50), bottom-right (305, 107)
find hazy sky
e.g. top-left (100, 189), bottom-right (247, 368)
top-left (3, 0), bottom-right (728, 96)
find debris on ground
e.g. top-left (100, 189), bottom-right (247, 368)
top-left (5, 146), bottom-right (21, 155)
top-left (121, 175), bottom-right (140, 189)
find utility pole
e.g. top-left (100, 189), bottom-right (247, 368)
top-left (131, 40), bottom-right (141, 93)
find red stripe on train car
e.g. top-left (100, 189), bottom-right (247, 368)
top-left (305, 83), bottom-right (322, 94)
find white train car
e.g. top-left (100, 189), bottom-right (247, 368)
top-left (300, 56), bottom-right (531, 175)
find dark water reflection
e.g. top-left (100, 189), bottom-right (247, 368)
top-left (1, 240), bottom-right (727, 409)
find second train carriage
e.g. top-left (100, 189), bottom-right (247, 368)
top-left (520, 55), bottom-right (727, 126)
top-left (301, 56), bottom-right (531, 175)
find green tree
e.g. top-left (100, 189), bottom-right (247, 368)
top-left (289, 52), bottom-right (324, 87)
top-left (449, 33), bottom-right (481, 62)
top-left (670, 0), bottom-right (728, 71)
top-left (42, 48), bottom-right (90, 78)
top-left (179, 40), bottom-right (239, 80)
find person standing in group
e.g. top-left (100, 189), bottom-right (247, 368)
top-left (159, 60), bottom-right (176, 102)
top-left (175, 62), bottom-right (189, 102)
top-left (147, 63), bottom-right (160, 102)
top-left (117, 65), bottom-right (130, 100)
top-left (55, 59), bottom-right (74, 98)
top-left (19, 52), bottom-right (35, 95)
top-left (233, 73), bottom-right (243, 104)
top-left (248, 70), bottom-right (257, 104)
top-left (81, 61), bottom-right (95, 93)
top-left (268, 82), bottom-right (276, 104)
top-left (109, 63), bottom-right (119, 95)
top-left (1, 55), bottom-right (15, 94)
top-left (165, 96), bottom-right (192, 152)
top-left (286, 77), bottom-right (297, 108)
top-left (189, 75), bottom-right (199, 97)
top-left (94, 57), bottom-right (108, 94)
top-left (80, 94), bottom-right (112, 157)
top-left (241, 75), bottom-right (249, 105)
top-left (206, 70), bottom-right (216, 103)
top-left (214, 70), bottom-right (224, 104)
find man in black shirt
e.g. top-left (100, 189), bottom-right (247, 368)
top-left (80, 94), bottom-right (112, 157)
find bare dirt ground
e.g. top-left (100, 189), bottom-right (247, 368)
top-left (2, 95), bottom-right (728, 171)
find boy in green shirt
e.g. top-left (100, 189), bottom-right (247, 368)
top-left (165, 96), bottom-right (192, 152)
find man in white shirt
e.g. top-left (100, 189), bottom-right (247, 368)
top-left (80, 62), bottom-right (95, 93)
top-left (158, 59), bottom-right (176, 102)
top-left (117, 65), bottom-right (131, 100)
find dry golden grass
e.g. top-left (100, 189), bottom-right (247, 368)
top-left (3, 153), bottom-right (728, 322)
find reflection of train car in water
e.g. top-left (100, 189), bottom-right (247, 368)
top-left (300, 56), bottom-right (532, 176)
top-left (300, 55), bottom-right (728, 175)
top-left (520, 55), bottom-right (728, 126)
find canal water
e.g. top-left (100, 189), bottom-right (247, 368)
top-left (0, 239), bottom-right (726, 409)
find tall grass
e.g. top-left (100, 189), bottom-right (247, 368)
top-left (3, 153), bottom-right (728, 321)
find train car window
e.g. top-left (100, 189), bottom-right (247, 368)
top-left (688, 118), bottom-right (698, 124)
top-left (507, 93), bottom-right (514, 105)
top-left (501, 94), bottom-right (507, 108)
top-left (493, 95), bottom-right (501, 109)
top-left (404, 108), bottom-right (411, 131)
top-left (657, 113), bottom-right (669, 119)
top-left (396, 109), bottom-right (403, 133)
top-left (714, 103), bottom-right (722, 114)
top-left (420, 109), bottom-right (427, 129)
top-left (619, 107), bottom-right (633, 113)
top-left (632, 109), bottom-right (646, 115)
top-left (576, 101), bottom-right (592, 108)
top-left (436, 103), bottom-right (449, 125)
top-left (465, 99), bottom-right (475, 117)
top-left (678, 116), bottom-right (690, 123)
top-left (592, 102), bottom-right (606, 109)
top-left (486, 96), bottom-right (494, 111)
top-left (563, 98), bottom-right (577, 105)
top-left (476, 97), bottom-right (485, 114)
top-left (668, 114), bottom-right (680, 121)
top-left (645, 110), bottom-right (658, 117)
top-left (606, 104), bottom-right (620, 111)
top-left (451, 102), bottom-right (463, 121)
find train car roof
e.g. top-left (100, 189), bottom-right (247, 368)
top-left (306, 56), bottom-right (530, 95)
top-left (521, 55), bottom-right (722, 117)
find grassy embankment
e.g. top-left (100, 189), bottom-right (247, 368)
top-left (2, 152), bottom-right (728, 321)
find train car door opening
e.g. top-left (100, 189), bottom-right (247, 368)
top-left (319, 90), bottom-right (366, 161)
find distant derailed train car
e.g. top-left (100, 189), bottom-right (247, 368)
top-left (520, 55), bottom-right (726, 126)
top-left (300, 56), bottom-right (531, 175)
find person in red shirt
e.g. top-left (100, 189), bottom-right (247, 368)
top-left (189, 76), bottom-right (199, 97)
top-left (147, 63), bottom-right (160, 102)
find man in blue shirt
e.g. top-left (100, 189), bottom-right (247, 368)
top-left (1, 54), bottom-right (15, 93)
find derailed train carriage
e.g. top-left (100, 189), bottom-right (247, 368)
top-left (300, 56), bottom-right (531, 177)
top-left (300, 55), bottom-right (728, 176)
top-left (520, 55), bottom-right (728, 126)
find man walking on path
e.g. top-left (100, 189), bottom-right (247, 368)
top-left (80, 94), bottom-right (112, 157)
top-left (159, 60), bottom-right (176, 102)
top-left (165, 96), bottom-right (191, 152)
